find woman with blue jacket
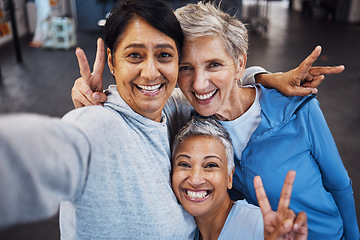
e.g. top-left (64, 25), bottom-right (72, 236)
top-left (173, 3), bottom-right (358, 238)
top-left (223, 84), bottom-right (356, 239)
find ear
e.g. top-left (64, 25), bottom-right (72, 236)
top-left (227, 168), bottom-right (235, 190)
top-left (235, 54), bottom-right (247, 82)
top-left (107, 48), bottom-right (114, 73)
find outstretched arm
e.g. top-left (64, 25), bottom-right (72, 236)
top-left (254, 171), bottom-right (308, 240)
top-left (307, 100), bottom-right (360, 239)
top-left (255, 46), bottom-right (344, 96)
top-left (0, 114), bottom-right (90, 230)
top-left (71, 38), bottom-right (108, 108)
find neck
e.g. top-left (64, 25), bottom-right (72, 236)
top-left (116, 87), bottom-right (163, 122)
top-left (195, 197), bottom-right (234, 240)
top-left (214, 87), bottom-right (255, 121)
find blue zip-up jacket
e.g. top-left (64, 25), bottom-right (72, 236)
top-left (231, 85), bottom-right (359, 239)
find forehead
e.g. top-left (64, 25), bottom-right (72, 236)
top-left (116, 17), bottom-right (177, 51)
top-left (176, 135), bottom-right (226, 157)
top-left (181, 35), bottom-right (231, 61)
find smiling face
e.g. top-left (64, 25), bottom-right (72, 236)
top-left (108, 17), bottom-right (179, 122)
top-left (172, 135), bottom-right (233, 219)
top-left (177, 36), bottom-right (246, 118)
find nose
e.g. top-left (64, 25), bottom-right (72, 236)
top-left (188, 166), bottom-right (206, 187)
top-left (140, 57), bottom-right (161, 81)
top-left (192, 68), bottom-right (209, 92)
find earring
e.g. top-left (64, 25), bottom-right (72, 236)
top-left (111, 70), bottom-right (114, 74)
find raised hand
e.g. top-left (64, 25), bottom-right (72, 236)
top-left (254, 171), bottom-right (308, 240)
top-left (71, 38), bottom-right (108, 108)
top-left (256, 46), bottom-right (345, 96)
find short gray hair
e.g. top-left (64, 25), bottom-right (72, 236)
top-left (172, 116), bottom-right (234, 176)
top-left (174, 1), bottom-right (248, 62)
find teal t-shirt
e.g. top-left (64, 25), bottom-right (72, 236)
top-left (194, 200), bottom-right (263, 240)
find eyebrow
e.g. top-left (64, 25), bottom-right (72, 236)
top-left (175, 154), bottom-right (191, 160)
top-left (125, 43), bottom-right (175, 50)
top-left (179, 58), bottom-right (224, 66)
top-left (175, 154), bottom-right (223, 162)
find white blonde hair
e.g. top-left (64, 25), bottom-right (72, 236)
top-left (175, 1), bottom-right (248, 62)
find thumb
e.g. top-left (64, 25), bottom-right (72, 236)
top-left (92, 92), bottom-right (108, 104)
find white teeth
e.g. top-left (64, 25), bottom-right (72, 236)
top-left (186, 190), bottom-right (208, 199)
top-left (194, 90), bottom-right (217, 100)
top-left (137, 84), bottom-right (162, 92)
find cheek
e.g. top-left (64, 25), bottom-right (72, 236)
top-left (217, 77), bottom-right (235, 95)
top-left (212, 173), bottom-right (231, 190)
top-left (177, 75), bottom-right (191, 92)
top-left (171, 171), bottom-right (181, 188)
top-left (114, 62), bottom-right (138, 81)
top-left (163, 64), bottom-right (179, 83)
top-left (171, 172), bottom-right (183, 197)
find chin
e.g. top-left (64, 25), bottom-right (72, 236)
top-left (194, 107), bottom-right (216, 117)
top-left (185, 208), bottom-right (207, 218)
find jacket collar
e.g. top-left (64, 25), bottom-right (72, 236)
top-left (258, 84), bottom-right (316, 128)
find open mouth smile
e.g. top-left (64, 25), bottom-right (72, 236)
top-left (194, 89), bottom-right (217, 101)
top-left (185, 189), bottom-right (211, 201)
top-left (136, 84), bottom-right (164, 93)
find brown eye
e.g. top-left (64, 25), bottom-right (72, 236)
top-left (205, 162), bottom-right (219, 168)
top-left (159, 52), bottom-right (171, 58)
top-left (158, 52), bottom-right (174, 63)
top-left (179, 66), bottom-right (192, 71)
top-left (178, 162), bottom-right (191, 168)
top-left (128, 53), bottom-right (141, 59)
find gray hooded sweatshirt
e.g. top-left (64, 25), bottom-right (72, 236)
top-left (0, 67), bottom-right (262, 239)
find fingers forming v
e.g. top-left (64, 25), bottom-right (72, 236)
top-left (277, 170), bottom-right (296, 212)
top-left (298, 46), bottom-right (322, 75)
top-left (76, 47), bottom-right (92, 82)
top-left (254, 175), bottom-right (272, 217)
top-left (93, 38), bottom-right (106, 79)
top-left (309, 65), bottom-right (345, 76)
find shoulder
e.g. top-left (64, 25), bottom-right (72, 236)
top-left (233, 200), bottom-right (261, 214)
top-left (61, 106), bottom-right (121, 135)
top-left (219, 200), bottom-right (263, 240)
top-left (259, 85), bottom-right (317, 119)
top-left (228, 200), bottom-right (262, 224)
top-left (63, 105), bottom-right (112, 122)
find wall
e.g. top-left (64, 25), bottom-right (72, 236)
top-left (348, 0), bottom-right (360, 22)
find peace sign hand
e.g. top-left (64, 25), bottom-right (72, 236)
top-left (256, 46), bottom-right (344, 97)
top-left (71, 38), bottom-right (108, 108)
top-left (254, 171), bottom-right (308, 240)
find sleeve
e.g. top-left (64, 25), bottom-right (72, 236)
top-left (0, 114), bottom-right (90, 230)
top-left (164, 88), bottom-right (194, 143)
top-left (307, 100), bottom-right (359, 239)
top-left (254, 213), bottom-right (264, 240)
top-left (242, 66), bottom-right (269, 86)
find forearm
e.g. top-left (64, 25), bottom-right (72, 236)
top-left (253, 71), bottom-right (284, 87)
top-left (0, 114), bottom-right (90, 230)
top-left (242, 66), bottom-right (287, 89)
top-left (329, 182), bottom-right (359, 239)
top-left (307, 101), bottom-right (359, 238)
